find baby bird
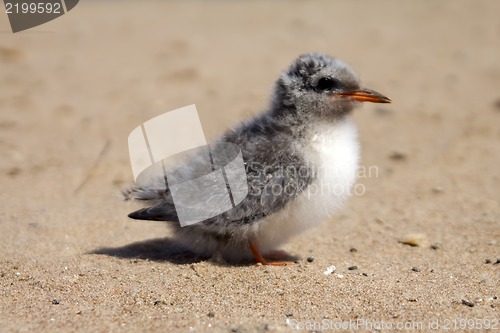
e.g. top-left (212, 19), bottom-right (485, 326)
top-left (124, 53), bottom-right (391, 265)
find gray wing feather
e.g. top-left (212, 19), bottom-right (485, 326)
top-left (126, 113), bottom-right (314, 225)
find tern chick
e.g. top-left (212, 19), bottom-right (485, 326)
top-left (124, 53), bottom-right (391, 265)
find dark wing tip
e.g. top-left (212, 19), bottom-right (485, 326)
top-left (127, 208), bottom-right (152, 220)
top-left (127, 204), bottom-right (179, 222)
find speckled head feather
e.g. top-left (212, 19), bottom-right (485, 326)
top-left (271, 53), bottom-right (361, 118)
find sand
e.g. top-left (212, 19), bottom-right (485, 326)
top-left (0, 1), bottom-right (499, 332)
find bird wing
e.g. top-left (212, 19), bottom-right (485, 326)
top-left (221, 153), bottom-right (314, 224)
top-left (127, 114), bottom-right (314, 225)
top-left (127, 150), bottom-right (314, 226)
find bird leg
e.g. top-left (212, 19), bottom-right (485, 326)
top-left (248, 240), bottom-right (294, 266)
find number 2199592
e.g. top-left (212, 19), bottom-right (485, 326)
top-left (5, 2), bottom-right (62, 14)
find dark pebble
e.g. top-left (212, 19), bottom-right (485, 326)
top-left (349, 247), bottom-right (358, 253)
top-left (411, 267), bottom-right (420, 272)
top-left (461, 299), bottom-right (474, 307)
top-left (362, 272), bottom-right (368, 277)
top-left (207, 311), bottom-right (215, 318)
top-left (52, 299), bottom-right (60, 305)
top-left (485, 259), bottom-right (492, 264)
top-left (306, 257), bottom-right (314, 263)
top-left (430, 243), bottom-right (440, 250)
top-left (286, 313), bottom-right (293, 317)
top-left (348, 266), bottom-right (358, 271)
top-left (389, 151), bottom-right (407, 161)
top-left (494, 259), bottom-right (500, 265)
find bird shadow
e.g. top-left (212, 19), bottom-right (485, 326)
top-left (91, 237), bottom-right (300, 266)
top-left (91, 237), bottom-right (208, 265)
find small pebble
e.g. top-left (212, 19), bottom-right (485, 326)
top-left (430, 243), bottom-right (440, 250)
top-left (348, 265), bottom-right (358, 271)
top-left (306, 257), bottom-right (314, 263)
top-left (461, 299), bottom-right (474, 307)
top-left (52, 299), bottom-right (60, 305)
top-left (412, 267), bottom-right (420, 272)
top-left (399, 233), bottom-right (428, 247)
top-left (432, 187), bottom-right (444, 193)
top-left (207, 312), bottom-right (215, 318)
top-left (485, 259), bottom-right (492, 264)
top-left (494, 259), bottom-right (500, 265)
top-left (349, 247), bottom-right (358, 253)
top-left (323, 265), bottom-right (336, 275)
top-left (362, 272), bottom-right (368, 277)
top-left (285, 313), bottom-right (293, 317)
top-left (389, 151), bottom-right (407, 161)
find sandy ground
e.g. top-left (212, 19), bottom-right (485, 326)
top-left (1, 1), bottom-right (499, 332)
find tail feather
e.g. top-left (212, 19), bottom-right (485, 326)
top-left (122, 186), bottom-right (168, 201)
top-left (128, 203), bottom-right (179, 222)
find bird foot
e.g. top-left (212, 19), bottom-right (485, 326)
top-left (249, 241), bottom-right (294, 266)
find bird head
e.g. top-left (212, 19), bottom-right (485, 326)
top-left (271, 53), bottom-right (391, 120)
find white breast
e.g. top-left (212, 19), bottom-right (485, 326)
top-left (257, 118), bottom-right (359, 252)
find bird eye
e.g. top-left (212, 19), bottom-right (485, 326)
top-left (316, 77), bottom-right (339, 91)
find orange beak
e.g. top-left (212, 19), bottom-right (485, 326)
top-left (335, 88), bottom-right (391, 103)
